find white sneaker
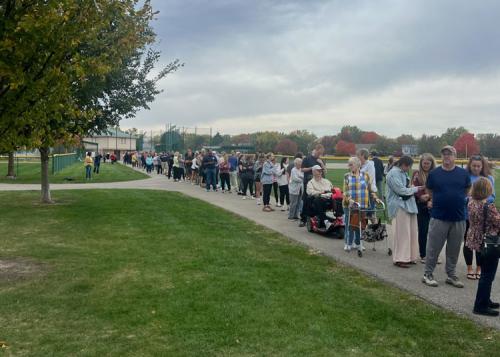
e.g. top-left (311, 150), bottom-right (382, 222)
top-left (250, 196), bottom-right (255, 200)
top-left (257, 198), bottom-right (262, 205)
top-left (422, 274), bottom-right (439, 287)
top-left (276, 203), bottom-right (282, 207)
top-left (281, 206), bottom-right (286, 211)
top-left (345, 245), bottom-right (352, 252)
top-left (242, 196), bottom-right (247, 200)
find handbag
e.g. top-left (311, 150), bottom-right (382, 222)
top-left (482, 204), bottom-right (500, 258)
top-left (349, 210), bottom-right (367, 230)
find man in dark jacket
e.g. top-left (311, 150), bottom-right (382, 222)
top-left (202, 149), bottom-right (218, 191)
top-left (371, 151), bottom-right (385, 199)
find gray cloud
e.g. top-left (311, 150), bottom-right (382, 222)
top-left (124, 0), bottom-right (500, 137)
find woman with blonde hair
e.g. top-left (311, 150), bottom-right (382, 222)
top-left (467, 177), bottom-right (500, 316)
top-left (219, 153), bottom-right (231, 193)
top-left (464, 155), bottom-right (496, 280)
top-left (412, 153), bottom-right (436, 263)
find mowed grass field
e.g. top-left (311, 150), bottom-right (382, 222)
top-left (0, 161), bottom-right (148, 184)
top-left (1, 189), bottom-right (499, 356)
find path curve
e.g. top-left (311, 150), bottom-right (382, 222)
top-left (1, 170), bottom-right (498, 330)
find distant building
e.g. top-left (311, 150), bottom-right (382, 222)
top-left (402, 144), bottom-right (419, 156)
top-left (83, 128), bottom-right (137, 160)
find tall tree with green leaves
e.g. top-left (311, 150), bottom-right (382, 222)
top-left (0, 0), bottom-right (180, 202)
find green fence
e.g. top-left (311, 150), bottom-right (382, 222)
top-left (52, 153), bottom-right (79, 174)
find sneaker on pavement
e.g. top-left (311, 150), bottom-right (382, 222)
top-left (422, 274), bottom-right (439, 287)
top-left (445, 276), bottom-right (464, 288)
top-left (473, 308), bottom-right (499, 317)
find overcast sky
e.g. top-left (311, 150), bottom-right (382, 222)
top-left (122, 0), bottom-right (500, 137)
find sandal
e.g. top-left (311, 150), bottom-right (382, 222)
top-left (394, 262), bottom-right (410, 268)
top-left (476, 273), bottom-right (481, 280)
top-left (466, 273), bottom-right (477, 280)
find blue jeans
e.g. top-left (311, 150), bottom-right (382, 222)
top-left (474, 252), bottom-right (499, 310)
top-left (85, 165), bottom-right (92, 179)
top-left (205, 168), bottom-right (217, 191)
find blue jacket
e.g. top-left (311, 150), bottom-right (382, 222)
top-left (386, 167), bottom-right (418, 218)
top-left (261, 160), bottom-right (275, 185)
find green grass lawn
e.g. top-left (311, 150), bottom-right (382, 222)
top-left (1, 190), bottom-right (499, 356)
top-left (0, 162), bottom-right (148, 184)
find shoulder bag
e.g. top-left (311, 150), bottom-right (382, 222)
top-left (482, 204), bottom-right (500, 258)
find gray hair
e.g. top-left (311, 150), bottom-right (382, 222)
top-left (348, 156), bottom-right (361, 169)
top-left (356, 148), bottom-right (369, 160)
top-left (294, 158), bottom-right (303, 166)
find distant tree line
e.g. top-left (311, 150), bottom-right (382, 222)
top-left (143, 125), bottom-right (499, 159)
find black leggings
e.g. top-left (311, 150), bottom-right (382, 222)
top-left (279, 185), bottom-right (290, 206)
top-left (312, 196), bottom-right (333, 225)
top-left (242, 176), bottom-right (254, 196)
top-left (263, 184), bottom-right (273, 206)
top-left (272, 182), bottom-right (279, 203)
top-left (220, 173), bottom-right (231, 191)
top-left (463, 220), bottom-right (483, 266)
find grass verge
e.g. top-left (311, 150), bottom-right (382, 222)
top-left (0, 162), bottom-right (148, 184)
top-left (0, 189), bottom-right (499, 356)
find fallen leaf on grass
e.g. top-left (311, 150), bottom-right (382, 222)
top-left (0, 341), bottom-right (9, 349)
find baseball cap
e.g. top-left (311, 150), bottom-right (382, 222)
top-left (441, 145), bottom-right (457, 155)
top-left (312, 165), bottom-right (322, 171)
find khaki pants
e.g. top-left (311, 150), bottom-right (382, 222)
top-left (391, 209), bottom-right (419, 263)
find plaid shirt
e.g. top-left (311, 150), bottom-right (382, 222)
top-left (343, 172), bottom-right (371, 208)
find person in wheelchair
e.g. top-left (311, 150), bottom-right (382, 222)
top-left (306, 165), bottom-right (334, 229)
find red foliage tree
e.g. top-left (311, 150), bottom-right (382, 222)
top-left (335, 140), bottom-right (356, 155)
top-left (454, 133), bottom-right (480, 157)
top-left (360, 131), bottom-right (379, 144)
top-left (274, 138), bottom-right (298, 155)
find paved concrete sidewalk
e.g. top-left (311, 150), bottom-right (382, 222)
top-left (1, 172), bottom-right (499, 329)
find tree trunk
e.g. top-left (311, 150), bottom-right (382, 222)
top-left (6, 151), bottom-right (15, 178)
top-left (40, 146), bottom-right (53, 203)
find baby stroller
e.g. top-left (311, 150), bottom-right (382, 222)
top-left (306, 187), bottom-right (345, 239)
top-left (348, 201), bottom-right (390, 257)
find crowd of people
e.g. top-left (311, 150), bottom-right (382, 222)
top-left (92, 144), bottom-right (499, 317)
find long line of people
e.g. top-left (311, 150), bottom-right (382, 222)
top-left (123, 145), bottom-right (499, 317)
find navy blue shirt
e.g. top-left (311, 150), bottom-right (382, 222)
top-left (228, 156), bottom-right (238, 172)
top-left (202, 154), bottom-right (217, 169)
top-left (426, 166), bottom-right (471, 222)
